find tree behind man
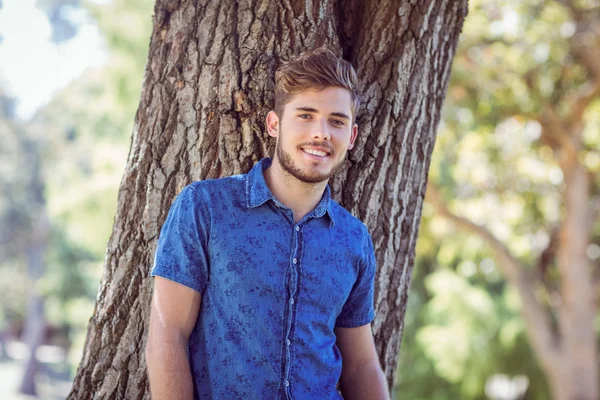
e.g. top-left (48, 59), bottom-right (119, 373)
top-left (67, 0), bottom-right (468, 398)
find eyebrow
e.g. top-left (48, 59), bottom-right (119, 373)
top-left (295, 107), bottom-right (351, 120)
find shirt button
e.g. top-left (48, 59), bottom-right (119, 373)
top-left (286, 339), bottom-right (291, 345)
top-left (285, 380), bottom-right (289, 387)
top-left (295, 226), bottom-right (299, 231)
top-left (290, 298), bottom-right (294, 304)
top-left (292, 258), bottom-right (297, 264)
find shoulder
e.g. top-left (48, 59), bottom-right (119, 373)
top-left (182, 174), bottom-right (247, 215)
top-left (328, 200), bottom-right (371, 241)
top-left (186, 173), bottom-right (246, 193)
top-left (184, 173), bottom-right (247, 203)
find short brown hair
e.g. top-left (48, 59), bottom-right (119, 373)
top-left (274, 48), bottom-right (361, 121)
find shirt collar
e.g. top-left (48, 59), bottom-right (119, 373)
top-left (245, 158), bottom-right (335, 227)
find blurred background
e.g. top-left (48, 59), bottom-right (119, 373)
top-left (0, 0), bottom-right (598, 399)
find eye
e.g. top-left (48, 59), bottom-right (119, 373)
top-left (298, 114), bottom-right (312, 119)
top-left (330, 119), bottom-right (346, 126)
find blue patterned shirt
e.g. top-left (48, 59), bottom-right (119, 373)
top-left (151, 158), bottom-right (376, 399)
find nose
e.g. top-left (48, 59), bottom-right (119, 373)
top-left (311, 118), bottom-right (331, 141)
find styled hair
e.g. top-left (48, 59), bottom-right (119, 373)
top-left (274, 48), bottom-right (361, 121)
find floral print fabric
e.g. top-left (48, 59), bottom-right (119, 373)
top-left (151, 158), bottom-right (376, 399)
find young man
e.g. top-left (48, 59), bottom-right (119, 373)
top-left (146, 48), bottom-right (389, 400)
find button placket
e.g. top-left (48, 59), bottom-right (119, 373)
top-left (283, 223), bottom-right (301, 395)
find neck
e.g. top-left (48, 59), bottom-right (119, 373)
top-left (264, 158), bottom-right (328, 223)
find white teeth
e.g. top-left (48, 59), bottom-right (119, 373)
top-left (303, 149), bottom-right (328, 157)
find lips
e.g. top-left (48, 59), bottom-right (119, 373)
top-left (302, 148), bottom-right (329, 157)
top-left (300, 144), bottom-right (332, 157)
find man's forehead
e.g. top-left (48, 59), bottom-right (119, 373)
top-left (286, 87), bottom-right (353, 115)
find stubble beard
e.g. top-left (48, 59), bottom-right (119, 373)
top-left (275, 137), bottom-right (346, 184)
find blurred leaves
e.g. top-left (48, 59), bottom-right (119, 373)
top-left (0, 0), bottom-right (153, 353)
top-left (397, 0), bottom-right (598, 398)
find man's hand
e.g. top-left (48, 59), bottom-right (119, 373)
top-left (335, 324), bottom-right (390, 400)
top-left (146, 277), bottom-right (202, 400)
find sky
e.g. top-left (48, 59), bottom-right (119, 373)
top-left (0, 0), bottom-right (107, 120)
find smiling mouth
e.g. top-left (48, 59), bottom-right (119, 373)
top-left (302, 148), bottom-right (329, 157)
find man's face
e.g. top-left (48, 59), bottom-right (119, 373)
top-left (266, 87), bottom-right (358, 184)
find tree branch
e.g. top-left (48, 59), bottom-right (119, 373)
top-left (549, 65), bottom-right (570, 106)
top-left (523, 69), bottom-right (579, 166)
top-left (426, 183), bottom-right (562, 367)
top-left (593, 263), bottom-right (600, 305)
top-left (590, 194), bottom-right (600, 224)
top-left (555, 0), bottom-right (583, 18)
top-left (565, 5), bottom-right (600, 130)
top-left (536, 225), bottom-right (561, 295)
top-left (559, 0), bottom-right (600, 79)
top-left (567, 80), bottom-right (600, 132)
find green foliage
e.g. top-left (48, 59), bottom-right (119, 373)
top-left (42, 226), bottom-right (96, 303)
top-left (397, 218), bottom-right (552, 399)
top-left (32, 0), bottom-right (153, 334)
top-left (0, 260), bottom-right (29, 324)
top-left (82, 0), bottom-right (154, 139)
top-left (397, 0), bottom-right (600, 397)
top-left (0, 0), bottom-right (153, 345)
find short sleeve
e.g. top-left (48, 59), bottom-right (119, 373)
top-left (335, 233), bottom-right (376, 328)
top-left (151, 185), bottom-right (209, 293)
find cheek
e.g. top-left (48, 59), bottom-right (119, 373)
top-left (277, 130), bottom-right (297, 149)
top-left (332, 129), bottom-right (353, 145)
top-left (282, 125), bottom-right (305, 141)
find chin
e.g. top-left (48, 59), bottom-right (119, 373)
top-left (289, 165), bottom-right (332, 184)
top-left (275, 143), bottom-right (342, 184)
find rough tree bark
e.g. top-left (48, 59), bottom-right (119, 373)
top-left (68, 0), bottom-right (467, 398)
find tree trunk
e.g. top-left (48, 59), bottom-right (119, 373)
top-left (19, 138), bottom-right (50, 396)
top-left (68, 0), bottom-right (467, 398)
top-left (19, 188), bottom-right (50, 396)
top-left (553, 161), bottom-right (598, 400)
top-left (19, 292), bottom-right (46, 396)
top-left (430, 160), bottom-right (599, 400)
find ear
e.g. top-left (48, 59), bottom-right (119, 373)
top-left (266, 111), bottom-right (280, 138)
top-left (347, 123), bottom-right (358, 150)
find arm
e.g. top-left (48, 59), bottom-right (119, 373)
top-left (335, 324), bottom-right (389, 400)
top-left (146, 277), bottom-right (202, 400)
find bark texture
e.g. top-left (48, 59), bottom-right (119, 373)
top-left (68, 0), bottom-right (467, 398)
